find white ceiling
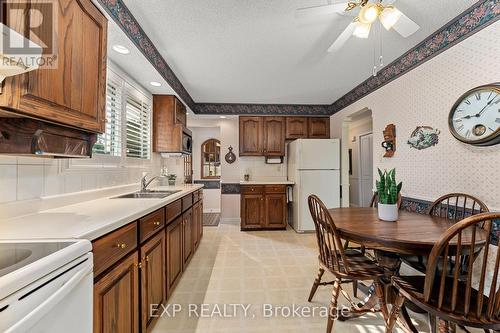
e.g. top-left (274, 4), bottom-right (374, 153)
top-left (121, 0), bottom-right (477, 105)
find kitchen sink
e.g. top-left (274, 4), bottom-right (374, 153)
top-left (112, 190), bottom-right (180, 199)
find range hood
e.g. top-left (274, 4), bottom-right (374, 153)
top-left (0, 118), bottom-right (97, 158)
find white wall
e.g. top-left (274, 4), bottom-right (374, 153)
top-left (330, 21), bottom-right (500, 211)
top-left (348, 112), bottom-right (373, 207)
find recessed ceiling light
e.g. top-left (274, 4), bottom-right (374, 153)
top-left (112, 45), bottom-right (130, 54)
top-left (219, 116), bottom-right (227, 119)
top-left (150, 81), bottom-right (162, 87)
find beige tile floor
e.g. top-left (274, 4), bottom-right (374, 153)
top-left (151, 222), bottom-right (460, 333)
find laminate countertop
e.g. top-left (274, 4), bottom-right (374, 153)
top-left (0, 184), bottom-right (203, 241)
top-left (239, 181), bottom-right (295, 185)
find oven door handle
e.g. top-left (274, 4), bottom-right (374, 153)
top-left (5, 261), bottom-right (92, 333)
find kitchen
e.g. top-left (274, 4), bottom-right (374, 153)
top-left (0, 1), bottom-right (499, 333)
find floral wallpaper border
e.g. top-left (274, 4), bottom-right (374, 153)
top-left (98, 0), bottom-right (499, 116)
top-left (221, 183), bottom-right (241, 195)
top-left (194, 180), bottom-right (221, 189)
top-left (330, 0), bottom-right (500, 114)
top-left (401, 196), bottom-right (499, 246)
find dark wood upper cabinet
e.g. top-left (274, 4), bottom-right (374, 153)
top-left (140, 232), bottom-right (166, 332)
top-left (93, 252), bottom-right (139, 333)
top-left (153, 95), bottom-right (188, 152)
top-left (308, 117), bottom-right (330, 139)
top-left (239, 116), bottom-right (263, 156)
top-left (0, 0), bottom-right (108, 133)
top-left (263, 117), bottom-right (285, 156)
top-left (286, 117), bottom-right (308, 139)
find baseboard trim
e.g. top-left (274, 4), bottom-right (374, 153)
top-left (220, 218), bottom-right (241, 224)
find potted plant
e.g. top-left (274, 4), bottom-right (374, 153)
top-left (167, 174), bottom-right (177, 186)
top-left (375, 168), bottom-right (402, 222)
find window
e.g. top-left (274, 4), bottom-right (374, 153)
top-left (201, 139), bottom-right (221, 179)
top-left (125, 86), bottom-right (151, 159)
top-left (93, 72), bottom-right (122, 156)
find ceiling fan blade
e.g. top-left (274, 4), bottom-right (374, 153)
top-left (295, 2), bottom-right (348, 19)
top-left (327, 21), bottom-right (356, 53)
top-left (392, 12), bottom-right (420, 38)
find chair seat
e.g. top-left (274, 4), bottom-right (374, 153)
top-left (322, 250), bottom-right (385, 280)
top-left (392, 275), bottom-right (500, 329)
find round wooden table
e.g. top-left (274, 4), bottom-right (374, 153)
top-left (327, 208), bottom-right (488, 332)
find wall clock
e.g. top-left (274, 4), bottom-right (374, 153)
top-left (224, 146), bottom-right (236, 164)
top-left (448, 83), bottom-right (500, 146)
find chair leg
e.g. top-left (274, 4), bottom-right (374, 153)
top-left (353, 280), bottom-right (358, 298)
top-left (385, 293), bottom-right (404, 333)
top-left (308, 268), bottom-right (325, 302)
top-left (374, 281), bottom-right (389, 324)
top-left (326, 278), bottom-right (341, 333)
top-left (428, 313), bottom-right (437, 333)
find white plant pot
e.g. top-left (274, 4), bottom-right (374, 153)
top-left (378, 203), bottom-right (399, 222)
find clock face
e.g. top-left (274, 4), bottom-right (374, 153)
top-left (449, 84), bottom-right (500, 145)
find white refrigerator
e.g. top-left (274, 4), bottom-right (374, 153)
top-left (287, 139), bottom-right (341, 232)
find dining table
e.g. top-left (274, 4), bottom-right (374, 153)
top-left (327, 207), bottom-right (489, 332)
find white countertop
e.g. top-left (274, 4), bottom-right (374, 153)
top-left (239, 181), bottom-right (295, 185)
top-left (0, 184), bottom-right (203, 241)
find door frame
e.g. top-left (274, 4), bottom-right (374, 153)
top-left (358, 131), bottom-right (373, 207)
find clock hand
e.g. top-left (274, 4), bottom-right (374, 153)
top-left (478, 96), bottom-right (498, 116)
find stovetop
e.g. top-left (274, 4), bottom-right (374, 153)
top-left (0, 241), bottom-right (73, 278)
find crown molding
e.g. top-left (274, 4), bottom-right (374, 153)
top-left (98, 0), bottom-right (499, 116)
top-left (330, 0), bottom-right (500, 114)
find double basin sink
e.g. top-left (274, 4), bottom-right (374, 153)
top-left (113, 190), bottom-right (181, 199)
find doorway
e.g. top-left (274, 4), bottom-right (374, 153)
top-left (358, 133), bottom-right (373, 207)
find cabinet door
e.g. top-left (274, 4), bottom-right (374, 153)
top-left (199, 200), bottom-right (204, 241)
top-left (192, 202), bottom-right (200, 249)
top-left (263, 117), bottom-right (285, 156)
top-left (182, 208), bottom-right (193, 267)
top-left (140, 232), bottom-right (166, 331)
top-left (286, 117), bottom-right (308, 139)
top-left (166, 216), bottom-right (183, 297)
top-left (241, 194), bottom-right (264, 229)
top-left (94, 252), bottom-right (139, 333)
top-left (239, 117), bottom-right (263, 156)
top-left (308, 118), bottom-right (331, 139)
top-left (175, 97), bottom-right (187, 126)
top-left (0, 0), bottom-right (107, 133)
top-left (265, 194), bottom-right (287, 229)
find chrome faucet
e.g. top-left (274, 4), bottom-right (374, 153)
top-left (141, 173), bottom-right (158, 192)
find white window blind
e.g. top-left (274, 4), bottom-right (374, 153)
top-left (93, 72), bottom-right (123, 156)
top-left (125, 87), bottom-right (151, 159)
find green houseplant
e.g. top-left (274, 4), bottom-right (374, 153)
top-left (375, 168), bottom-right (402, 221)
top-left (167, 174), bottom-right (177, 186)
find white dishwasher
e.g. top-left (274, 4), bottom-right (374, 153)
top-left (0, 240), bottom-right (93, 333)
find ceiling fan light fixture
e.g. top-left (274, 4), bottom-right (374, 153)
top-left (358, 3), bottom-right (379, 24)
top-left (353, 22), bottom-right (372, 39)
top-left (379, 7), bottom-right (402, 30)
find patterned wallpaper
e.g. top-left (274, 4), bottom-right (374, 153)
top-left (98, 0), bottom-right (499, 116)
top-left (330, 21), bottom-right (500, 212)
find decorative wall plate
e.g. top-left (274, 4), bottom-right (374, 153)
top-left (225, 146), bottom-right (236, 164)
top-left (407, 126), bottom-right (440, 150)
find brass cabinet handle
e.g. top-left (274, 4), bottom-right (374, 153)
top-left (153, 221), bottom-right (161, 226)
top-left (115, 243), bottom-right (127, 249)
top-left (146, 256), bottom-right (150, 262)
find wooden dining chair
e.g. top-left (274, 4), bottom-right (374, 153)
top-left (404, 193), bottom-right (489, 272)
top-left (307, 195), bottom-right (389, 333)
top-left (386, 212), bottom-right (500, 333)
top-left (344, 192), bottom-right (402, 297)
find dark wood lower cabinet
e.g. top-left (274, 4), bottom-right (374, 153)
top-left (140, 232), bottom-right (166, 332)
top-left (241, 185), bottom-right (287, 231)
top-left (182, 208), bottom-right (193, 267)
top-left (166, 215), bottom-right (183, 298)
top-left (93, 190), bottom-right (203, 332)
top-left (94, 252), bottom-right (139, 333)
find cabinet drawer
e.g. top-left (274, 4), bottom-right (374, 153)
top-left (139, 208), bottom-right (165, 243)
top-left (93, 223), bottom-right (138, 277)
top-left (193, 190), bottom-right (201, 203)
top-left (166, 199), bottom-right (182, 224)
top-left (265, 185), bottom-right (287, 194)
top-left (241, 185), bottom-right (264, 194)
top-left (182, 194), bottom-right (193, 212)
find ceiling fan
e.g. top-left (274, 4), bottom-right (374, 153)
top-left (296, 0), bottom-right (420, 53)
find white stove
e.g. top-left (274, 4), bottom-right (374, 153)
top-left (0, 239), bottom-right (93, 333)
